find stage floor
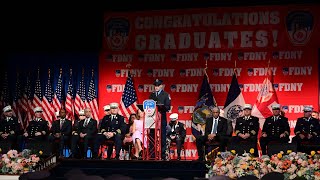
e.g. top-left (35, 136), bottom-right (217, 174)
top-left (48, 158), bottom-right (207, 180)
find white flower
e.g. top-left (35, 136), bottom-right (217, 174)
top-left (289, 174), bottom-right (297, 179)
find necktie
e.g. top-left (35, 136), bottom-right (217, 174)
top-left (84, 119), bottom-right (88, 127)
top-left (60, 119), bottom-right (64, 129)
top-left (212, 119), bottom-right (218, 134)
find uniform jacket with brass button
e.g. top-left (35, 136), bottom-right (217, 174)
top-left (99, 114), bottom-right (126, 136)
top-left (262, 115), bottom-right (290, 137)
top-left (0, 116), bottom-right (22, 135)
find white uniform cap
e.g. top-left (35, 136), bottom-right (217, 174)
top-left (103, 105), bottom-right (111, 111)
top-left (33, 107), bottom-right (43, 113)
top-left (303, 106), bottom-right (313, 112)
top-left (271, 104), bottom-right (281, 110)
top-left (243, 104), bottom-right (252, 110)
top-left (3, 105), bottom-right (12, 112)
top-left (169, 113), bottom-right (179, 121)
top-left (110, 103), bottom-right (119, 109)
top-left (79, 110), bottom-right (85, 115)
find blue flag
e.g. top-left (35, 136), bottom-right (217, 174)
top-left (192, 75), bottom-right (216, 138)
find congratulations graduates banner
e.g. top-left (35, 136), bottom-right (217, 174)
top-left (99, 5), bottom-right (320, 160)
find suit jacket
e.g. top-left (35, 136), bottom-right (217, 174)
top-left (78, 118), bottom-right (98, 136)
top-left (149, 90), bottom-right (171, 112)
top-left (26, 118), bottom-right (49, 137)
top-left (235, 116), bottom-right (259, 137)
top-left (50, 119), bottom-right (72, 136)
top-left (72, 119), bottom-right (82, 135)
top-left (205, 116), bottom-right (228, 137)
top-left (294, 117), bottom-right (319, 136)
top-left (0, 116), bottom-right (22, 135)
top-left (166, 121), bottom-right (186, 139)
top-left (262, 115), bottom-right (290, 137)
top-left (100, 114), bottom-right (126, 136)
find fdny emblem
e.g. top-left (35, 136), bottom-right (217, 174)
top-left (105, 18), bottom-right (130, 50)
top-left (286, 11), bottom-right (314, 46)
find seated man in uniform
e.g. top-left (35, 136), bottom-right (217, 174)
top-left (165, 113), bottom-right (186, 161)
top-left (18, 107), bottom-right (49, 152)
top-left (196, 107), bottom-right (228, 161)
top-left (260, 104), bottom-right (290, 155)
top-left (0, 105), bottom-right (22, 151)
top-left (293, 106), bottom-right (320, 152)
top-left (93, 103), bottom-right (126, 160)
top-left (232, 104), bottom-right (259, 156)
top-left (48, 109), bottom-right (72, 157)
top-left (71, 108), bottom-right (97, 159)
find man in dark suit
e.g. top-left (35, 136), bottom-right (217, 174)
top-left (165, 113), bottom-right (186, 160)
top-left (93, 103), bottom-right (126, 160)
top-left (260, 104), bottom-right (290, 155)
top-left (293, 106), bottom-right (320, 151)
top-left (0, 105), bottom-right (22, 151)
top-left (48, 109), bottom-right (72, 157)
top-left (71, 108), bottom-right (97, 158)
top-left (149, 79), bottom-right (171, 160)
top-left (196, 107), bottom-right (228, 161)
top-left (232, 104), bottom-right (259, 156)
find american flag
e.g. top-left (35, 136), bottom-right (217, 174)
top-left (33, 69), bottom-right (43, 116)
top-left (12, 72), bottom-right (24, 129)
top-left (42, 69), bottom-right (55, 126)
top-left (0, 72), bottom-right (10, 110)
top-left (65, 69), bottom-right (75, 120)
top-left (21, 74), bottom-right (33, 127)
top-left (74, 69), bottom-right (86, 115)
top-left (87, 69), bottom-right (99, 120)
top-left (118, 72), bottom-right (138, 120)
top-left (52, 68), bottom-right (63, 113)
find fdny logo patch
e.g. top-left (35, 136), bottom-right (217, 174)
top-left (105, 18), bottom-right (130, 50)
top-left (286, 11), bottom-right (314, 46)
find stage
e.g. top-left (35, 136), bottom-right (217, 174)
top-left (47, 158), bottom-right (207, 180)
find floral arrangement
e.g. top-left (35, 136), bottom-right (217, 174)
top-left (207, 149), bottom-right (320, 180)
top-left (0, 149), bottom-right (42, 175)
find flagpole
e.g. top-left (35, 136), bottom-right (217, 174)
top-left (126, 62), bottom-right (132, 74)
top-left (234, 57), bottom-right (237, 76)
top-left (203, 59), bottom-right (209, 82)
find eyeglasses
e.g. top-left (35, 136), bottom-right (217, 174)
top-left (80, 115), bottom-right (85, 116)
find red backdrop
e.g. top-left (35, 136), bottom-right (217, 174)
top-left (99, 5), bottom-right (320, 159)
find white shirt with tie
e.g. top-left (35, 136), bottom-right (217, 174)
top-left (211, 117), bottom-right (219, 134)
top-left (84, 118), bottom-right (90, 127)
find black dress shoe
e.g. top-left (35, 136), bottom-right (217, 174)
top-left (132, 156), bottom-right (138, 160)
top-left (177, 157), bottom-right (181, 161)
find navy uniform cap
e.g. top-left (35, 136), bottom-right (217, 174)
top-left (153, 79), bottom-right (163, 86)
